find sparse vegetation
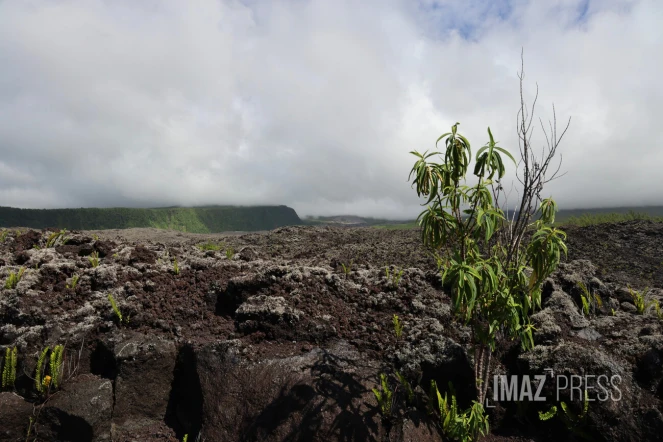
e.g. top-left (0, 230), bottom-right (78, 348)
top-left (1, 347), bottom-right (17, 390)
top-left (577, 281), bottom-right (602, 316)
top-left (226, 247), bottom-right (235, 260)
top-left (108, 294), bottom-right (124, 324)
top-left (431, 380), bottom-right (489, 442)
top-left (396, 371), bottom-right (414, 404)
top-left (341, 260), bottom-right (353, 278)
top-left (46, 228), bottom-right (69, 248)
top-left (539, 390), bottom-right (590, 436)
top-left (88, 251), bottom-right (100, 267)
top-left (49, 345), bottom-right (64, 390)
top-left (385, 266), bottom-right (404, 287)
top-left (4, 267), bottom-right (25, 289)
top-left (559, 210), bottom-right (663, 227)
top-left (34, 347), bottom-right (49, 394)
top-left (173, 257), bottom-right (180, 275)
top-left (0, 229), bottom-right (8, 242)
top-left (66, 274), bottom-right (80, 289)
top-left (392, 314), bottom-right (403, 340)
top-left (372, 373), bottom-right (394, 417)
top-left (629, 286), bottom-right (651, 314)
top-left (197, 241), bottom-right (224, 251)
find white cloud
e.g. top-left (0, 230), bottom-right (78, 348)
top-left (0, 0), bottom-right (661, 218)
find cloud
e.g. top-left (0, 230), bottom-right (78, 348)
top-left (0, 0), bottom-right (661, 219)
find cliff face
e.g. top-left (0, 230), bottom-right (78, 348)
top-left (0, 221), bottom-right (662, 441)
top-left (0, 205), bottom-right (303, 233)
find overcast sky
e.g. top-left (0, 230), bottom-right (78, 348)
top-left (0, 0), bottom-right (661, 219)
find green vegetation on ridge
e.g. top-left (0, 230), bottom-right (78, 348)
top-left (0, 205), bottom-right (302, 233)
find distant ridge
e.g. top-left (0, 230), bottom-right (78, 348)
top-left (0, 205), bottom-right (302, 233)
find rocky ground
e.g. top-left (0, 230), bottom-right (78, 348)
top-left (0, 220), bottom-right (662, 441)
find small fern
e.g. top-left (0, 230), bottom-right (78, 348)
top-left (108, 294), bottom-right (124, 324)
top-left (341, 260), bottom-right (354, 279)
top-left (226, 247), bottom-right (235, 260)
top-left (1, 347), bottom-right (17, 389)
top-left (577, 281), bottom-right (602, 316)
top-left (35, 347), bottom-right (49, 393)
top-left (385, 266), bottom-right (405, 287)
top-left (66, 274), bottom-right (79, 289)
top-left (0, 229), bottom-right (8, 242)
top-left (396, 371), bottom-right (414, 404)
top-left (392, 314), bottom-right (403, 340)
top-left (173, 257), bottom-right (180, 275)
top-left (197, 242), bottom-right (224, 251)
top-left (49, 345), bottom-right (64, 389)
top-left (46, 229), bottom-right (68, 248)
top-left (652, 300), bottom-right (663, 320)
top-left (372, 373), bottom-right (394, 416)
top-left (4, 267), bottom-right (25, 289)
top-left (629, 286), bottom-right (651, 314)
top-left (538, 405), bottom-right (558, 421)
top-left (88, 251), bottom-right (100, 268)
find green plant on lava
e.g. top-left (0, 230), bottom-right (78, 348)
top-left (408, 59), bottom-right (570, 438)
top-left (66, 274), bottom-right (80, 289)
top-left (396, 371), bottom-right (414, 404)
top-left (108, 294), bottom-right (124, 324)
top-left (392, 314), bottom-right (403, 340)
top-left (173, 257), bottom-right (180, 275)
top-left (226, 247), bottom-right (235, 260)
top-left (430, 380), bottom-right (489, 442)
top-left (539, 390), bottom-right (590, 437)
top-left (49, 345), bottom-right (64, 390)
top-left (628, 286), bottom-right (652, 314)
top-left (341, 260), bottom-right (354, 279)
top-left (197, 241), bottom-right (224, 251)
top-left (34, 345), bottom-right (64, 395)
top-left (1, 347), bottom-right (17, 390)
top-left (577, 281), bottom-right (602, 316)
top-left (372, 373), bottom-right (394, 416)
top-left (4, 267), bottom-right (25, 289)
top-left (46, 229), bottom-right (69, 248)
top-left (34, 347), bottom-right (49, 394)
top-left (88, 251), bottom-right (100, 268)
top-left (385, 266), bottom-right (404, 287)
top-left (0, 229), bottom-right (8, 242)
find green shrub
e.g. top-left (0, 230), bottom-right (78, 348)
top-left (409, 119), bottom-right (567, 411)
top-left (226, 247), bottom-right (235, 260)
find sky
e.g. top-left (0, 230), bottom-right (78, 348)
top-left (0, 0), bottom-right (661, 220)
